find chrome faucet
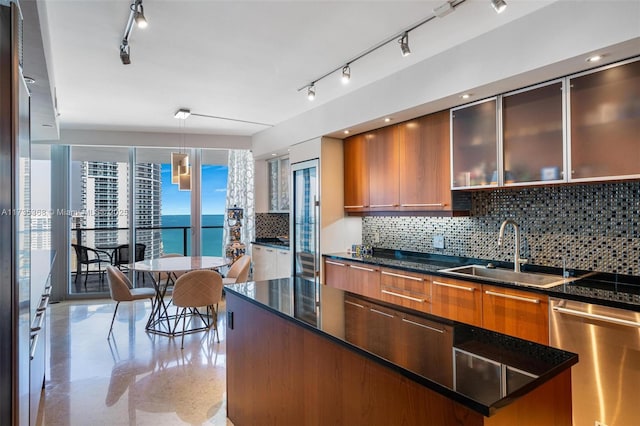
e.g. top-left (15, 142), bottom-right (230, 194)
top-left (498, 219), bottom-right (527, 273)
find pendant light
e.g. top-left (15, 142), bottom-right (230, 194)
top-left (171, 110), bottom-right (191, 191)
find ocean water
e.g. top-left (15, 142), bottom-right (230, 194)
top-left (162, 214), bottom-right (224, 256)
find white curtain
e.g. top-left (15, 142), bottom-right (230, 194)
top-left (223, 150), bottom-right (255, 257)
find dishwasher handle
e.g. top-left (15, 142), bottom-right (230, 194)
top-left (552, 305), bottom-right (640, 329)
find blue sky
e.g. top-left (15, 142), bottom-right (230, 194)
top-left (161, 164), bottom-right (228, 215)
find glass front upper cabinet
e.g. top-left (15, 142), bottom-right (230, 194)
top-left (569, 58), bottom-right (640, 181)
top-left (268, 156), bottom-right (290, 212)
top-left (451, 98), bottom-right (498, 189)
top-left (502, 80), bottom-right (565, 185)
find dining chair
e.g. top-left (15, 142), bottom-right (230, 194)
top-left (222, 255), bottom-right (251, 285)
top-left (106, 265), bottom-right (156, 339)
top-left (114, 243), bottom-right (147, 283)
top-left (71, 243), bottom-right (112, 290)
top-left (171, 270), bottom-right (223, 349)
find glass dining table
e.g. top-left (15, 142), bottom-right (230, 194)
top-left (127, 256), bottom-right (231, 336)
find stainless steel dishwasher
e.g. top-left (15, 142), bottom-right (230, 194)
top-left (550, 297), bottom-right (640, 426)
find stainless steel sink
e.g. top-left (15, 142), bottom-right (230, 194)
top-left (438, 264), bottom-right (577, 289)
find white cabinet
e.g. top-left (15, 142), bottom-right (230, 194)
top-left (268, 156), bottom-right (290, 212)
top-left (252, 244), bottom-right (291, 281)
top-left (276, 248), bottom-right (291, 278)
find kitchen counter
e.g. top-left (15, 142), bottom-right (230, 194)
top-left (251, 238), bottom-right (289, 250)
top-left (324, 250), bottom-right (640, 312)
top-left (225, 278), bottom-right (577, 420)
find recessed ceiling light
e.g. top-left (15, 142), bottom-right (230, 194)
top-left (343, 130), bottom-right (350, 135)
top-left (586, 54), bottom-right (603, 63)
top-left (42, 124), bottom-right (53, 127)
top-left (384, 117), bottom-right (392, 123)
top-left (460, 93), bottom-right (472, 99)
top-left (24, 76), bottom-right (35, 84)
top-left (271, 153), bottom-right (277, 156)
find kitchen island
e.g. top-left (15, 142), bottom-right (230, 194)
top-left (225, 278), bottom-right (577, 426)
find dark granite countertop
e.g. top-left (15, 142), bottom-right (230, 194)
top-left (251, 238), bottom-right (290, 250)
top-left (324, 250), bottom-right (640, 312)
top-left (225, 278), bottom-right (578, 417)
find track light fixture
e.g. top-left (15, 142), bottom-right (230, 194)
top-left (307, 84), bottom-right (316, 101)
top-left (120, 0), bottom-right (148, 65)
top-left (491, 0), bottom-right (507, 14)
top-left (297, 0), bottom-right (467, 99)
top-left (399, 32), bottom-right (411, 57)
top-left (341, 65), bottom-right (351, 84)
top-left (133, 0), bottom-right (148, 28)
top-left (119, 41), bottom-right (131, 65)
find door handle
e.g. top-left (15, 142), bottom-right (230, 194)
top-left (552, 306), bottom-right (640, 328)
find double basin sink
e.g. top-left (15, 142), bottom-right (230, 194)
top-left (439, 264), bottom-right (578, 289)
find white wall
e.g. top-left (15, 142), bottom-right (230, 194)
top-left (251, 0), bottom-right (640, 157)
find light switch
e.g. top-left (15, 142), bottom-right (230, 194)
top-left (433, 235), bottom-right (445, 249)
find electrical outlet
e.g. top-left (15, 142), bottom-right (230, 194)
top-left (595, 422), bottom-right (608, 426)
top-left (433, 235), bottom-right (445, 249)
top-left (373, 231), bottom-right (380, 243)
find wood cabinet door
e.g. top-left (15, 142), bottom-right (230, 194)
top-left (346, 262), bottom-right (381, 299)
top-left (482, 285), bottom-right (549, 345)
top-left (430, 276), bottom-right (482, 327)
top-left (343, 134), bottom-right (369, 212)
top-left (324, 258), bottom-right (349, 289)
top-left (398, 110), bottom-right (452, 211)
top-left (324, 259), bottom-right (380, 299)
top-left (379, 268), bottom-right (430, 313)
top-left (368, 125), bottom-right (399, 210)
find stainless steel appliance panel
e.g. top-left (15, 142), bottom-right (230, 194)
top-left (550, 298), bottom-right (640, 426)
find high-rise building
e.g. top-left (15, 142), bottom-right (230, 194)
top-left (78, 161), bottom-right (163, 259)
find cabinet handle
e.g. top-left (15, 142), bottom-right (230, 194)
top-left (326, 260), bottom-right (346, 267)
top-left (381, 290), bottom-right (425, 303)
top-left (370, 308), bottom-right (394, 318)
top-left (552, 306), bottom-right (640, 328)
top-left (266, 249), bottom-right (274, 253)
top-left (349, 265), bottom-right (376, 273)
top-left (400, 203), bottom-right (446, 207)
top-left (278, 251), bottom-right (288, 255)
top-left (401, 318), bottom-right (444, 333)
top-left (370, 204), bottom-right (398, 208)
top-left (484, 290), bottom-right (540, 304)
top-left (31, 310), bottom-right (45, 333)
top-left (254, 246), bottom-right (261, 251)
top-left (29, 333), bottom-right (39, 361)
top-left (344, 205), bottom-right (366, 208)
top-left (36, 295), bottom-right (49, 312)
top-left (432, 280), bottom-right (475, 292)
top-left (381, 271), bottom-right (423, 282)
top-left (344, 300), bottom-right (365, 309)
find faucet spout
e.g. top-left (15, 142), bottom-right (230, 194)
top-left (498, 219), bottom-right (527, 273)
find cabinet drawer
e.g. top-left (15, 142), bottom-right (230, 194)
top-left (380, 268), bottom-right (430, 313)
top-left (431, 276), bottom-right (482, 326)
top-left (380, 268), bottom-right (429, 294)
top-left (482, 285), bottom-right (549, 345)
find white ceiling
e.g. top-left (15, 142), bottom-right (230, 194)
top-left (32, 0), bottom-right (559, 139)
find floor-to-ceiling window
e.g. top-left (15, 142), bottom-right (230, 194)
top-left (201, 149), bottom-right (228, 256)
top-left (69, 146), bottom-right (130, 295)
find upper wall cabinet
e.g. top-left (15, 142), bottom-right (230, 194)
top-left (503, 80), bottom-right (565, 185)
top-left (344, 110), bottom-right (470, 216)
top-left (343, 134), bottom-right (370, 212)
top-left (268, 156), bottom-right (290, 212)
top-left (398, 111), bottom-right (452, 211)
top-left (451, 98), bottom-right (498, 189)
top-left (368, 125), bottom-right (399, 211)
top-left (569, 58), bottom-right (640, 182)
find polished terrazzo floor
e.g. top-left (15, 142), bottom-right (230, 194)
top-left (40, 298), bottom-right (233, 425)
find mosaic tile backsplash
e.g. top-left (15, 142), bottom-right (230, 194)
top-left (362, 182), bottom-right (640, 275)
top-left (255, 213), bottom-right (289, 239)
